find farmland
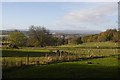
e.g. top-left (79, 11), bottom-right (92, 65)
top-left (1, 42), bottom-right (120, 79)
top-left (3, 57), bottom-right (120, 79)
top-left (2, 2), bottom-right (120, 80)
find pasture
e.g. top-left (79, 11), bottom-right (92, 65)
top-left (1, 42), bottom-right (120, 79)
top-left (3, 57), bottom-right (119, 79)
top-left (58, 42), bottom-right (119, 48)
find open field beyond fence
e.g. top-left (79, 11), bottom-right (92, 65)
top-left (1, 42), bottom-right (120, 79)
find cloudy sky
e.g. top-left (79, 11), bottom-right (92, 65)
top-left (2, 2), bottom-right (118, 31)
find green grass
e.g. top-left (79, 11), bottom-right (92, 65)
top-left (1, 42), bottom-right (119, 57)
top-left (2, 49), bottom-right (55, 57)
top-left (3, 57), bottom-right (119, 79)
top-left (59, 42), bottom-right (119, 48)
top-left (2, 47), bottom-right (119, 57)
top-left (2, 42), bottom-right (120, 79)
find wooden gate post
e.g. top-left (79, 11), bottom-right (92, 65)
top-left (26, 54), bottom-right (29, 65)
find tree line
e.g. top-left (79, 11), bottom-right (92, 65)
top-left (82, 29), bottom-right (120, 43)
top-left (3, 25), bottom-right (119, 47)
top-left (6, 25), bottom-right (69, 47)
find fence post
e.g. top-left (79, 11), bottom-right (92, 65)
top-left (45, 53), bottom-right (48, 58)
top-left (67, 53), bottom-right (70, 61)
top-left (98, 49), bottom-right (100, 57)
top-left (59, 51), bottom-right (62, 61)
top-left (20, 60), bottom-right (23, 67)
top-left (45, 53), bottom-right (48, 64)
top-left (26, 54), bottom-right (29, 65)
top-left (88, 50), bottom-right (90, 58)
top-left (3, 57), bottom-right (5, 66)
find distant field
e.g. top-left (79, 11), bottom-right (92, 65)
top-left (2, 48), bottom-right (119, 57)
top-left (3, 57), bottom-right (119, 79)
top-left (59, 42), bottom-right (119, 48)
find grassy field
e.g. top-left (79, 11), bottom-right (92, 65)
top-left (1, 42), bottom-right (120, 79)
top-left (59, 42), bottom-right (119, 48)
top-left (2, 48), bottom-right (119, 57)
top-left (2, 49), bottom-right (53, 57)
top-left (3, 57), bottom-right (119, 79)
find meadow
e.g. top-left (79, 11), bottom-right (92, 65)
top-left (1, 42), bottom-right (120, 79)
top-left (3, 57), bottom-right (119, 79)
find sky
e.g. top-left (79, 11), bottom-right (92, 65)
top-left (1, 2), bottom-right (118, 31)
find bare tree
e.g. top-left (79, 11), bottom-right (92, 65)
top-left (27, 25), bottom-right (51, 47)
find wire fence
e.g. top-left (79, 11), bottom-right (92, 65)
top-left (2, 49), bottom-right (119, 68)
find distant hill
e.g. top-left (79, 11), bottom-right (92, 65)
top-left (50, 30), bottom-right (101, 35)
top-left (1, 29), bottom-right (101, 35)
